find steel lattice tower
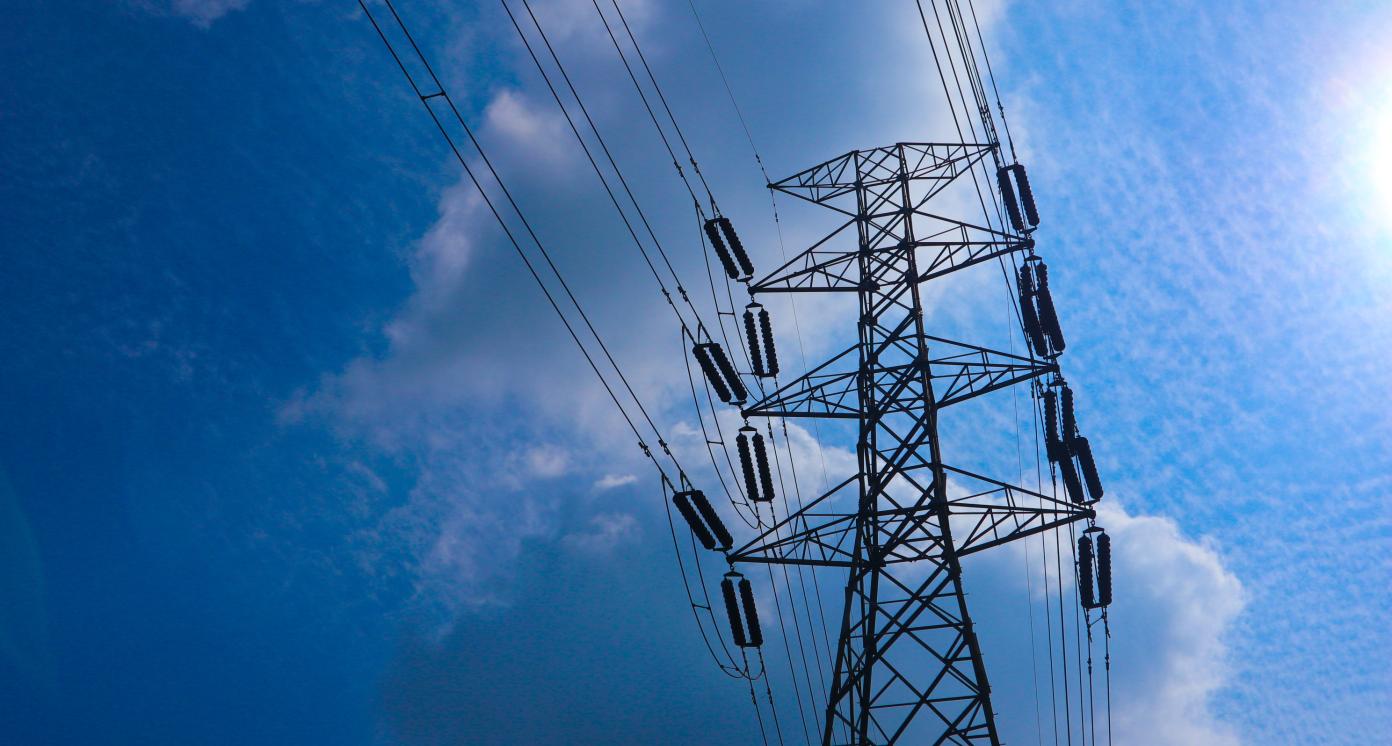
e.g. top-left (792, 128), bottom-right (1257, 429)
top-left (730, 143), bottom-right (1093, 745)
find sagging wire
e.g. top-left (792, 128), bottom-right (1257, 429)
top-left (359, 0), bottom-right (677, 479)
top-left (362, 0), bottom-right (766, 684)
top-left (678, 1), bottom-right (841, 700)
top-left (595, 8), bottom-right (843, 738)
top-left (919, 0), bottom-right (1115, 740)
top-left (576, 0), bottom-right (773, 543)
top-left (500, 0), bottom-right (713, 343)
top-left (507, 7), bottom-right (807, 733)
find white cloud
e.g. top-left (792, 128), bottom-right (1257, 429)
top-left (523, 444), bottom-right (570, 478)
top-left (482, 89), bottom-right (574, 166)
top-left (968, 497), bottom-right (1244, 746)
top-left (562, 511), bottom-right (640, 554)
top-left (593, 473), bottom-right (638, 490)
top-left (313, 12), bottom-right (1258, 743)
top-left (1096, 501), bottom-right (1245, 746)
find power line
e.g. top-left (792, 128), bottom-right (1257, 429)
top-left (360, 3), bottom-right (1119, 742)
top-left (358, 0), bottom-right (773, 681)
top-left (581, 10), bottom-right (838, 736)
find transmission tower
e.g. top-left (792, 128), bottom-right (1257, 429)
top-left (723, 143), bottom-right (1095, 744)
top-left (359, 0), bottom-right (1115, 739)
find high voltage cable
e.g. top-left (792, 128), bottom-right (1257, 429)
top-left (499, 6), bottom-right (809, 734)
top-left (685, 0), bottom-right (767, 183)
top-left (1003, 259), bottom-right (1047, 746)
top-left (369, 1), bottom-right (1115, 741)
top-left (591, 0), bottom-right (715, 213)
top-left (1103, 609), bottom-right (1113, 743)
top-left (915, 0), bottom-right (1114, 741)
top-left (916, 10), bottom-right (1071, 739)
top-left (359, 0), bottom-right (769, 681)
top-left (963, 0), bottom-right (1017, 161)
top-left (358, 0), bottom-right (672, 475)
top-left (499, 0), bottom-right (707, 340)
top-left (676, 3), bottom-right (841, 698)
top-left (607, 0), bottom-right (719, 209)
top-left (553, 0), bottom-right (777, 573)
top-left (593, 7), bottom-right (836, 738)
top-left (507, 0), bottom-right (763, 538)
top-left (506, 0), bottom-right (758, 536)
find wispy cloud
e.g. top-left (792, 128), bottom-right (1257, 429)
top-left (311, 1), bottom-right (1284, 739)
top-left (562, 511), bottom-right (640, 554)
top-left (593, 473), bottom-right (637, 490)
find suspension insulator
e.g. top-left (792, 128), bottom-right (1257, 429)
top-left (1043, 389), bottom-right (1064, 462)
top-left (736, 427), bottom-right (775, 502)
top-left (1011, 163), bottom-right (1040, 227)
top-left (1017, 261), bottom-right (1036, 297)
top-left (673, 489), bottom-right (732, 551)
top-left (721, 572), bottom-right (762, 647)
top-left (1059, 453), bottom-right (1086, 504)
top-left (757, 306), bottom-right (779, 377)
top-left (997, 166), bottom-right (1025, 232)
top-left (1060, 384), bottom-right (1077, 441)
top-left (1073, 436), bottom-right (1104, 502)
top-left (736, 427), bottom-right (760, 502)
top-left (692, 490), bottom-right (733, 550)
top-left (717, 217), bottom-right (755, 279)
top-left (708, 342), bottom-right (748, 403)
top-left (1097, 532), bottom-right (1112, 607)
top-left (1078, 534), bottom-right (1096, 609)
top-left (673, 489), bottom-right (715, 550)
top-left (704, 218), bottom-right (740, 280)
top-left (692, 343), bottom-right (732, 403)
top-left (754, 430), bottom-right (776, 502)
top-left (742, 308), bottom-right (766, 378)
top-left (1018, 267), bottom-right (1047, 358)
top-left (1035, 263), bottom-right (1066, 354)
top-left (693, 342), bottom-right (747, 404)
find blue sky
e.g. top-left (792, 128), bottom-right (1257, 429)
top-left (2, 0), bottom-right (1390, 744)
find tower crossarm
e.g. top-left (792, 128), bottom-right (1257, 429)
top-left (742, 336), bottom-right (1056, 420)
top-left (939, 464), bottom-right (1096, 557)
top-left (768, 142), bottom-right (997, 209)
top-left (728, 465), bottom-right (1090, 568)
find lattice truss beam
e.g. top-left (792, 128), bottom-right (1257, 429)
top-left (733, 144), bottom-right (1090, 745)
top-left (729, 465), bottom-right (1093, 568)
top-left (754, 143), bottom-right (1031, 294)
